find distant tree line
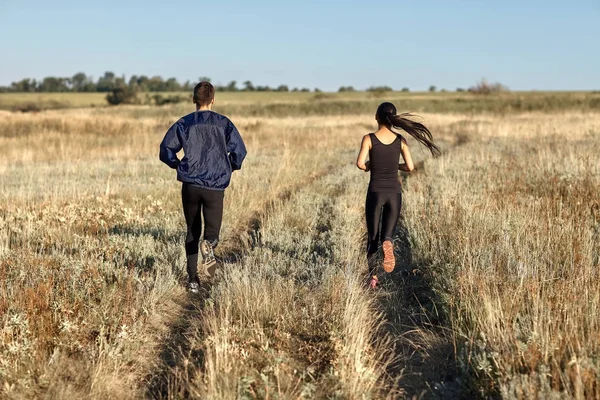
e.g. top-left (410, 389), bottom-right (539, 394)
top-left (0, 72), bottom-right (325, 93)
top-left (1, 72), bottom-right (509, 97)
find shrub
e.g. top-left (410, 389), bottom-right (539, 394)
top-left (106, 87), bottom-right (137, 105)
top-left (468, 79), bottom-right (508, 95)
top-left (429, 85), bottom-right (437, 92)
top-left (366, 86), bottom-right (393, 93)
top-left (152, 94), bottom-right (187, 106)
top-left (313, 93), bottom-right (333, 101)
top-left (366, 86), bottom-right (392, 98)
top-left (13, 103), bottom-right (41, 113)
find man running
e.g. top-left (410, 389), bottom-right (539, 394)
top-left (160, 81), bottom-right (247, 293)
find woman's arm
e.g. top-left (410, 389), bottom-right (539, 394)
top-left (399, 141), bottom-right (415, 172)
top-left (356, 135), bottom-right (371, 171)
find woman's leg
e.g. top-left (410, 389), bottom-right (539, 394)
top-left (380, 193), bottom-right (402, 242)
top-left (380, 193), bottom-right (402, 273)
top-left (365, 191), bottom-right (384, 261)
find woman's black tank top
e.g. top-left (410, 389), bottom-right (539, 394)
top-left (368, 133), bottom-right (402, 193)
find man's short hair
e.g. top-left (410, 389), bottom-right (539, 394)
top-left (193, 81), bottom-right (215, 106)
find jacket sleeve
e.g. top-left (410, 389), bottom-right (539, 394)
top-left (225, 119), bottom-right (247, 171)
top-left (159, 120), bottom-right (183, 169)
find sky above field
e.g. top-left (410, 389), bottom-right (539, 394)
top-left (1, 0), bottom-right (599, 91)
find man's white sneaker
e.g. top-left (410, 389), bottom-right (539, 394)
top-left (200, 240), bottom-right (217, 278)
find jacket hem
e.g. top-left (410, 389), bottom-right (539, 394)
top-left (178, 179), bottom-right (227, 191)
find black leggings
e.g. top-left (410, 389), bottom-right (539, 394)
top-left (182, 183), bottom-right (224, 282)
top-left (365, 191), bottom-right (402, 259)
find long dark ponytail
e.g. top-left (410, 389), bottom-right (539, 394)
top-left (376, 102), bottom-right (441, 157)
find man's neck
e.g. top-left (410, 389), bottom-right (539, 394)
top-left (196, 105), bottom-right (212, 111)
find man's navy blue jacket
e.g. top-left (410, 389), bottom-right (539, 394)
top-left (159, 110), bottom-right (247, 190)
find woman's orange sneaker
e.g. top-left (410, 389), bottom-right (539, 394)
top-left (382, 240), bottom-right (395, 273)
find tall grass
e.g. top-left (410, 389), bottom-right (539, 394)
top-left (404, 112), bottom-right (600, 398)
top-left (0, 102), bottom-right (598, 399)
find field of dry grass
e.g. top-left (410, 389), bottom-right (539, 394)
top-left (0, 94), bottom-right (598, 399)
top-left (2, 90), bottom-right (599, 115)
top-left (404, 113), bottom-right (600, 398)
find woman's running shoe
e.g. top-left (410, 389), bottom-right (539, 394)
top-left (382, 240), bottom-right (395, 273)
top-left (369, 275), bottom-right (379, 289)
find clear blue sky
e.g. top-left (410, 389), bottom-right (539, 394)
top-left (1, 0), bottom-right (598, 91)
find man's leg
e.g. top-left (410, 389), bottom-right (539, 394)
top-left (182, 183), bottom-right (203, 284)
top-left (200, 188), bottom-right (224, 277)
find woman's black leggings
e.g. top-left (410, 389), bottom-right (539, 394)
top-left (182, 183), bottom-right (224, 282)
top-left (365, 191), bottom-right (402, 259)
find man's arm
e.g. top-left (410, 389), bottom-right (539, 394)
top-left (159, 121), bottom-right (183, 169)
top-left (226, 120), bottom-right (247, 171)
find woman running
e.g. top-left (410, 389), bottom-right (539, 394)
top-left (356, 102), bottom-right (440, 288)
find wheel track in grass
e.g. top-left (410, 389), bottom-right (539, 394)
top-left (374, 218), bottom-right (462, 399)
top-left (228, 176), bottom-right (348, 397)
top-left (218, 162), bottom-right (343, 264)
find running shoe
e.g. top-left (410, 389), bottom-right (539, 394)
top-left (187, 281), bottom-right (200, 294)
top-left (200, 240), bottom-right (217, 278)
top-left (369, 275), bottom-right (379, 289)
top-left (382, 240), bottom-right (395, 273)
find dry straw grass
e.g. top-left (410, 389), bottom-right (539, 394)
top-left (0, 98), bottom-right (598, 399)
top-left (404, 112), bottom-right (600, 398)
